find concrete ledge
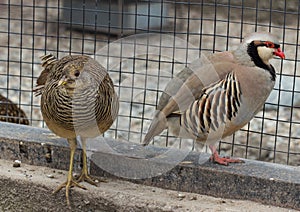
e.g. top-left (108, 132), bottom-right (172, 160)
top-left (0, 122), bottom-right (299, 210)
top-left (1, 159), bottom-right (290, 211)
top-left (90, 141), bottom-right (300, 210)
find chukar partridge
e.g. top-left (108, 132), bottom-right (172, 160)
top-left (0, 94), bottom-right (29, 125)
top-left (143, 32), bottom-right (285, 165)
top-left (34, 54), bottom-right (119, 206)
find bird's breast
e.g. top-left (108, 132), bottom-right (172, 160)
top-left (176, 68), bottom-right (275, 143)
top-left (41, 83), bottom-right (116, 138)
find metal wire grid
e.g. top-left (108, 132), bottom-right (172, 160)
top-left (0, 0), bottom-right (299, 165)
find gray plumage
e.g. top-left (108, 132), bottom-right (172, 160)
top-left (143, 32), bottom-right (285, 165)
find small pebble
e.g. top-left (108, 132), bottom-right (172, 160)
top-left (13, 160), bottom-right (21, 168)
top-left (25, 174), bottom-right (32, 178)
top-left (162, 205), bottom-right (173, 211)
top-left (177, 193), bottom-right (186, 199)
top-left (180, 161), bottom-right (193, 165)
top-left (83, 200), bottom-right (90, 205)
top-left (190, 196), bottom-right (197, 200)
top-left (45, 153), bottom-right (51, 160)
top-left (46, 174), bottom-right (54, 178)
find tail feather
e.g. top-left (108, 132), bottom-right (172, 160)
top-left (142, 111), bottom-right (168, 146)
top-left (37, 54), bottom-right (58, 86)
top-left (40, 54), bottom-right (57, 69)
top-left (33, 54), bottom-right (58, 96)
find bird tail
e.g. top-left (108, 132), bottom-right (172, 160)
top-left (33, 54), bottom-right (58, 96)
top-left (142, 111), bottom-right (168, 146)
top-left (40, 54), bottom-right (57, 68)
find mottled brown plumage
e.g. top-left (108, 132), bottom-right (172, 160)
top-left (143, 32), bottom-right (285, 165)
top-left (34, 54), bottom-right (119, 207)
top-left (0, 94), bottom-right (29, 125)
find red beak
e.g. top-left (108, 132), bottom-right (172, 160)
top-left (274, 48), bottom-right (285, 59)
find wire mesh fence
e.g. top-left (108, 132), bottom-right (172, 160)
top-left (0, 0), bottom-right (299, 166)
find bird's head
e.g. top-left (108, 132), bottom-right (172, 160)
top-left (242, 32), bottom-right (285, 66)
top-left (251, 40), bottom-right (285, 64)
top-left (232, 32), bottom-right (285, 81)
top-left (58, 61), bottom-right (91, 90)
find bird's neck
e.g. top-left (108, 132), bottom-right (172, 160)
top-left (247, 42), bottom-right (276, 81)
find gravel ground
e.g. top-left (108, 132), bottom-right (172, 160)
top-left (0, 1), bottom-right (300, 166)
top-left (0, 159), bottom-right (296, 212)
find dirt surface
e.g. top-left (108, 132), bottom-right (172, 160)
top-left (0, 159), bottom-right (295, 212)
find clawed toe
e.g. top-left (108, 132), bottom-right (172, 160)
top-left (76, 173), bottom-right (98, 186)
top-left (53, 179), bottom-right (87, 194)
top-left (53, 179), bottom-right (86, 207)
top-left (210, 153), bottom-right (244, 166)
top-left (209, 145), bottom-right (244, 166)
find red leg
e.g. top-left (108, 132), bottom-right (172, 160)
top-left (209, 145), bottom-right (244, 166)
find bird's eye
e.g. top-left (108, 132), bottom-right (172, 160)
top-left (74, 70), bottom-right (80, 77)
top-left (265, 41), bottom-right (275, 48)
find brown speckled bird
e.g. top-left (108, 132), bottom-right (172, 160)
top-left (34, 54), bottom-right (119, 206)
top-left (0, 94), bottom-right (29, 125)
top-left (143, 32), bottom-right (285, 165)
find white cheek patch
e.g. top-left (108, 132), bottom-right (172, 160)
top-left (257, 46), bottom-right (274, 64)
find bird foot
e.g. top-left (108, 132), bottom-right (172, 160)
top-left (53, 179), bottom-right (87, 207)
top-left (76, 172), bottom-right (106, 186)
top-left (210, 153), bottom-right (244, 166)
